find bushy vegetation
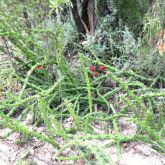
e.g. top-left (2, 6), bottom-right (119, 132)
top-left (0, 0), bottom-right (165, 164)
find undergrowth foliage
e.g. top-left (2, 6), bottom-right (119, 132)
top-left (0, 0), bottom-right (165, 164)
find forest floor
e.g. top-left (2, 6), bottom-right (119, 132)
top-left (0, 49), bottom-right (165, 165)
top-left (0, 114), bottom-right (165, 165)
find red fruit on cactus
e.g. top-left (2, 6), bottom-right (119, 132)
top-left (37, 65), bottom-right (43, 70)
top-left (94, 72), bottom-right (98, 78)
top-left (99, 65), bottom-right (106, 71)
top-left (89, 65), bottom-right (95, 72)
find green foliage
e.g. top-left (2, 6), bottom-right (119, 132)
top-left (50, 0), bottom-right (70, 9)
top-left (114, 0), bottom-right (150, 35)
top-left (80, 54), bottom-right (93, 114)
top-left (138, 0), bottom-right (165, 76)
top-left (0, 0), bottom-right (165, 164)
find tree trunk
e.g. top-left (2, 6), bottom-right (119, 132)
top-left (71, 0), bottom-right (95, 40)
top-left (86, 0), bottom-right (95, 34)
top-left (71, 0), bottom-right (87, 40)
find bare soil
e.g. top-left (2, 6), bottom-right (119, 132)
top-left (0, 117), bottom-right (165, 165)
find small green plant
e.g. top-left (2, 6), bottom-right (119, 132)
top-left (0, 1), bottom-right (165, 164)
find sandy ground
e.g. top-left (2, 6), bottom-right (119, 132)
top-left (0, 117), bottom-right (165, 165)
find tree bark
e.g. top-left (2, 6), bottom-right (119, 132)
top-left (71, 0), bottom-right (87, 40)
top-left (86, 0), bottom-right (95, 34)
top-left (71, 0), bottom-right (95, 40)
